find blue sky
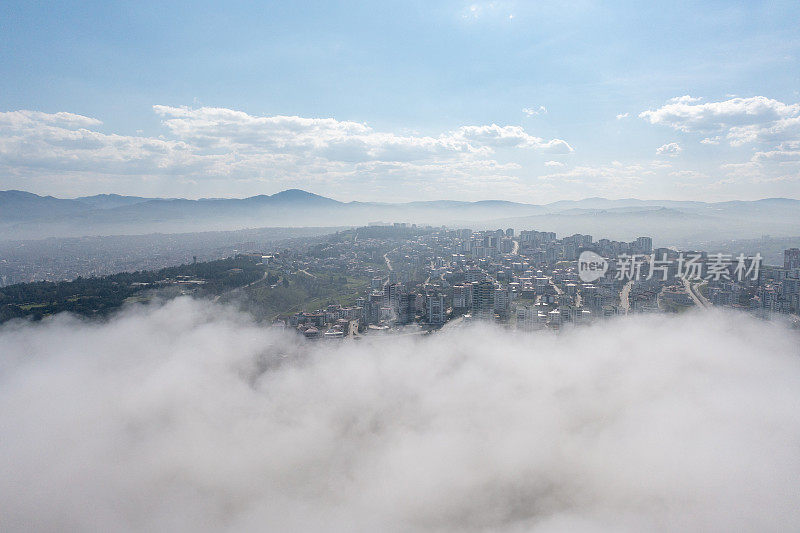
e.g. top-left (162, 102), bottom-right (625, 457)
top-left (1, 0), bottom-right (799, 201)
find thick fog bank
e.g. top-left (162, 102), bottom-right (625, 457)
top-left (1, 298), bottom-right (799, 532)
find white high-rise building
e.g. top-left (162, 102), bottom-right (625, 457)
top-left (453, 283), bottom-right (473, 309)
top-left (426, 293), bottom-right (446, 324)
top-left (494, 287), bottom-right (510, 312)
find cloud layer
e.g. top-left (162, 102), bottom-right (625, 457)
top-left (0, 107), bottom-right (571, 199)
top-left (1, 298), bottom-right (799, 532)
top-left (640, 96), bottom-right (800, 146)
top-left (636, 95), bottom-right (800, 191)
top-left (1, 97), bottom-right (798, 200)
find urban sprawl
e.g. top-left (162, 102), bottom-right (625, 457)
top-left (264, 225), bottom-right (800, 339)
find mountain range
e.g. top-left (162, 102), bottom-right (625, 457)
top-left (1, 189), bottom-right (798, 245)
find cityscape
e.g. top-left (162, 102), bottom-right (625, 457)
top-left (3, 1), bottom-right (800, 531)
top-left (2, 217), bottom-right (797, 331)
top-left (255, 225), bottom-right (800, 338)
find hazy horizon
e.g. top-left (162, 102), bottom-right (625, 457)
top-left (4, 187), bottom-right (800, 204)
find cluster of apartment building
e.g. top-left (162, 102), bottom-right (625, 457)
top-left (276, 226), bottom-right (799, 339)
top-left (706, 248), bottom-right (800, 316)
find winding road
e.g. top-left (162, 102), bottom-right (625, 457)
top-left (683, 278), bottom-right (711, 309)
top-left (384, 250), bottom-right (394, 271)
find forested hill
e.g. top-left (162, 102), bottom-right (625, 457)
top-left (0, 256), bottom-right (267, 323)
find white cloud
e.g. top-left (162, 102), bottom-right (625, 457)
top-left (780, 140), bottom-right (800, 150)
top-left (0, 110), bottom-right (102, 129)
top-left (639, 96), bottom-right (800, 146)
top-left (667, 95), bottom-right (703, 104)
top-left (156, 107), bottom-right (572, 156)
top-left (544, 160), bottom-right (565, 167)
top-left (0, 107), bottom-right (573, 197)
top-left (2, 102), bottom-right (796, 201)
top-left (656, 142), bottom-right (682, 156)
top-left (640, 96), bottom-right (799, 132)
top-left (640, 97), bottom-right (800, 193)
top-left (733, 141), bottom-right (800, 170)
top-left (616, 112), bottom-right (630, 120)
top-left (751, 150), bottom-right (800, 163)
top-left (523, 105), bottom-right (547, 117)
top-left (2, 298), bottom-right (799, 531)
top-left (451, 123), bottom-right (572, 153)
top-left (727, 116), bottom-right (800, 146)
top-left (0, 109), bottom-right (201, 176)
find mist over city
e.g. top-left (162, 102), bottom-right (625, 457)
top-left (2, 1), bottom-right (800, 531)
top-left (2, 299), bottom-right (799, 532)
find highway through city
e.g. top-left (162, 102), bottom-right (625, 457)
top-left (683, 278), bottom-right (711, 309)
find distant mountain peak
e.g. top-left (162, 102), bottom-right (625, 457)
top-left (75, 193), bottom-right (152, 210)
top-left (0, 190), bottom-right (45, 200)
top-left (267, 189), bottom-right (341, 203)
